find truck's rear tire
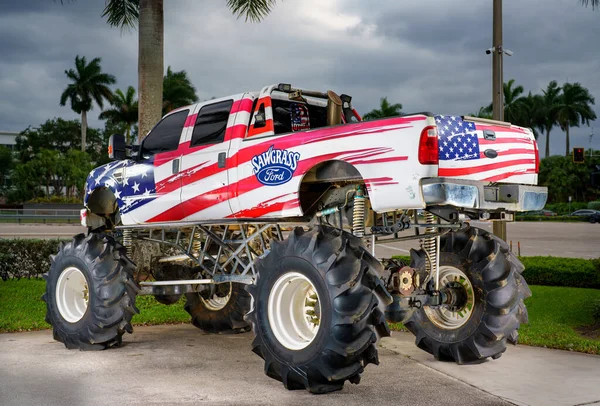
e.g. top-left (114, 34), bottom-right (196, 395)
top-left (42, 233), bottom-right (139, 350)
top-left (184, 283), bottom-right (251, 334)
top-left (245, 226), bottom-right (392, 394)
top-left (404, 226), bottom-right (530, 363)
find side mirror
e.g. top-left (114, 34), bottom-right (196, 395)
top-left (108, 134), bottom-right (126, 160)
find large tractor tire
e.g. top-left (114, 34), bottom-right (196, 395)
top-left (404, 226), bottom-right (530, 364)
top-left (245, 226), bottom-right (392, 394)
top-left (42, 233), bottom-right (139, 350)
top-left (184, 283), bottom-right (251, 334)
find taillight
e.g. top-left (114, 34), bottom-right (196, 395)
top-left (533, 140), bottom-right (540, 173)
top-left (419, 125), bottom-right (439, 165)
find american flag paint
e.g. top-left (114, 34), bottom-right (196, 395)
top-left (435, 115), bottom-right (537, 183)
top-left (83, 86), bottom-right (539, 227)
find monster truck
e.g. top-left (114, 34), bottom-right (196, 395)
top-left (43, 84), bottom-right (547, 393)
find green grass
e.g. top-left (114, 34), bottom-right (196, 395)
top-left (518, 285), bottom-right (600, 354)
top-left (0, 279), bottom-right (190, 333)
top-left (1, 280), bottom-right (599, 355)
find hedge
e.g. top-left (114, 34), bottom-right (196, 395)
top-left (393, 255), bottom-right (600, 289)
top-left (1, 240), bottom-right (599, 290)
top-left (515, 215), bottom-right (587, 222)
top-left (0, 239), bottom-right (62, 281)
top-left (520, 257), bottom-right (600, 289)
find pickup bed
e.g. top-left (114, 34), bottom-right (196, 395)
top-left (83, 83), bottom-right (546, 226)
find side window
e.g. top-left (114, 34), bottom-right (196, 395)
top-left (190, 100), bottom-right (233, 147)
top-left (140, 110), bottom-right (188, 157)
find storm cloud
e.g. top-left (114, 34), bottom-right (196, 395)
top-left (1, 0), bottom-right (598, 155)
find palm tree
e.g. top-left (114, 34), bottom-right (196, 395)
top-left (514, 92), bottom-right (544, 140)
top-left (162, 67), bottom-right (199, 115)
top-left (102, 0), bottom-right (276, 142)
top-left (539, 81), bottom-right (562, 158)
top-left (487, 79), bottom-right (525, 123)
top-left (580, 0), bottom-right (600, 9)
top-left (99, 86), bottom-right (139, 144)
top-left (555, 82), bottom-right (597, 156)
top-left (472, 106), bottom-right (493, 119)
top-left (363, 97), bottom-right (403, 120)
top-left (60, 55), bottom-right (116, 152)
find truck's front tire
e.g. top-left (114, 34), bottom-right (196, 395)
top-left (245, 226), bottom-right (391, 394)
top-left (42, 233), bottom-right (139, 350)
top-left (404, 226), bottom-right (530, 363)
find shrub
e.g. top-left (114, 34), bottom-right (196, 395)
top-left (544, 202), bottom-right (588, 215)
top-left (520, 257), bottom-right (600, 289)
top-left (0, 239), bottom-right (63, 281)
top-left (588, 201), bottom-right (600, 211)
top-left (515, 215), bottom-right (586, 222)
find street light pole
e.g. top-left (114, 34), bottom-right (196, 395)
top-left (492, 0), bottom-right (507, 242)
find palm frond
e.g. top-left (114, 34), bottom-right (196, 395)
top-left (226, 0), bottom-right (277, 23)
top-left (580, 0), bottom-right (600, 10)
top-left (102, 0), bottom-right (140, 29)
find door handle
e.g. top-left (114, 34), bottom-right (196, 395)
top-left (483, 130), bottom-right (496, 140)
top-left (172, 158), bottom-right (180, 174)
top-left (218, 152), bottom-right (227, 168)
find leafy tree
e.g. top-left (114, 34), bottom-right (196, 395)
top-left (162, 67), bottom-right (199, 115)
top-left (16, 118), bottom-right (104, 164)
top-left (539, 81), bottom-right (562, 158)
top-left (0, 146), bottom-right (13, 192)
top-left (363, 97), bottom-right (403, 120)
top-left (555, 82), bottom-right (597, 156)
top-left (101, 0), bottom-right (276, 143)
top-left (99, 86), bottom-right (139, 144)
top-left (60, 55), bottom-right (116, 152)
top-left (539, 155), bottom-right (600, 202)
top-left (514, 92), bottom-right (544, 140)
top-left (63, 149), bottom-right (93, 199)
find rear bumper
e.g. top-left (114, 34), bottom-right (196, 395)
top-left (421, 178), bottom-right (548, 212)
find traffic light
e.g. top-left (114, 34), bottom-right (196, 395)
top-left (573, 147), bottom-right (585, 163)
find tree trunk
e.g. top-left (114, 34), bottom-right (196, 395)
top-left (81, 110), bottom-right (87, 152)
top-left (545, 128), bottom-right (551, 158)
top-left (565, 125), bottom-right (570, 156)
top-left (138, 0), bottom-right (164, 143)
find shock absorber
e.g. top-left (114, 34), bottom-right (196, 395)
top-left (422, 211), bottom-right (438, 289)
top-left (353, 185), bottom-right (365, 237)
top-left (122, 229), bottom-right (133, 258)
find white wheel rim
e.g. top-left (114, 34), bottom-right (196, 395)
top-left (268, 272), bottom-right (321, 350)
top-left (55, 266), bottom-right (89, 323)
top-left (200, 283), bottom-right (232, 311)
top-left (424, 266), bottom-right (475, 330)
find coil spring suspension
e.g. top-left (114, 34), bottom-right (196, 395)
top-left (353, 185), bottom-right (365, 237)
top-left (422, 211), bottom-right (439, 289)
top-left (192, 229), bottom-right (202, 258)
top-left (122, 229), bottom-right (133, 258)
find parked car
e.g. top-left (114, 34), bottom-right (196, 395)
top-left (570, 209), bottom-right (600, 223)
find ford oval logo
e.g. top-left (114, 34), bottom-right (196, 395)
top-left (252, 145), bottom-right (301, 186)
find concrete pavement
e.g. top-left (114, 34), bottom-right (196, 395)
top-left (381, 333), bottom-right (600, 406)
top-left (0, 325), bottom-right (510, 406)
top-left (1, 325), bottom-right (599, 406)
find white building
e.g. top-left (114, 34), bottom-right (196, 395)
top-left (0, 131), bottom-right (18, 151)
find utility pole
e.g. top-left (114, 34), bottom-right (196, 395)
top-left (590, 127), bottom-right (594, 158)
top-left (492, 0), bottom-right (507, 242)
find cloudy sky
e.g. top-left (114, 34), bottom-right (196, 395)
top-left (1, 0), bottom-right (598, 156)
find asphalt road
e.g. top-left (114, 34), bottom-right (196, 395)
top-left (0, 325), bottom-right (510, 406)
top-left (0, 221), bottom-right (598, 258)
top-left (1, 325), bottom-right (599, 406)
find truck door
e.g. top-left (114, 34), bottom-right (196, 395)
top-left (179, 99), bottom-right (235, 221)
top-left (120, 109), bottom-right (188, 224)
